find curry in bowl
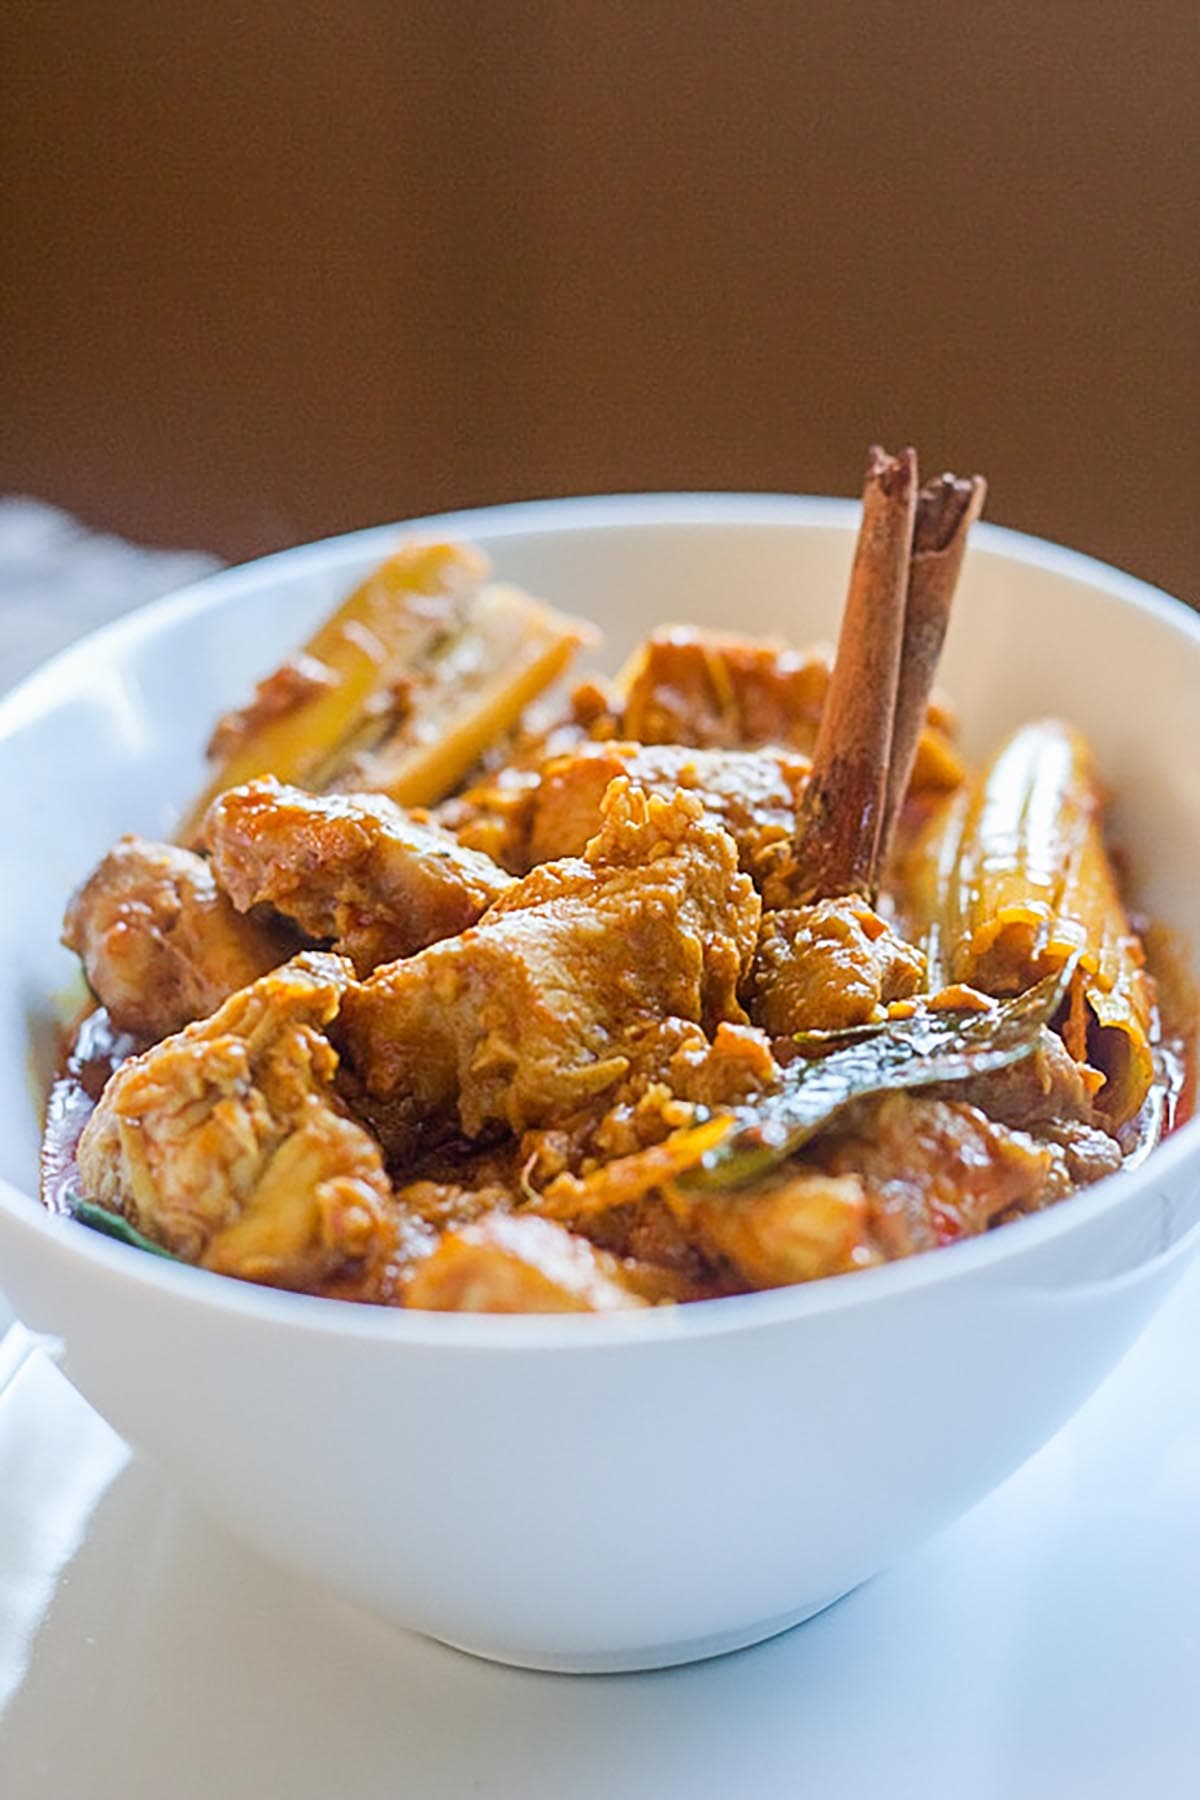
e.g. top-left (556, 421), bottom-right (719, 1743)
top-left (42, 450), bottom-right (1193, 1311)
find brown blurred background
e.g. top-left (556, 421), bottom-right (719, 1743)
top-left (2, 2), bottom-right (1197, 599)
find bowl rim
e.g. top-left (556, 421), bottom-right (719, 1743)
top-left (2, 489), bottom-right (1198, 1351)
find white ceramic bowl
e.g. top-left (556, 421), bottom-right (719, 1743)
top-left (1, 496), bottom-right (1198, 1673)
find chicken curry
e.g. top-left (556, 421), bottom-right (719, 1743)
top-left (42, 450), bottom-right (1193, 1312)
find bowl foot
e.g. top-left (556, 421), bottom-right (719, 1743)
top-left (430, 1588), bottom-right (855, 1675)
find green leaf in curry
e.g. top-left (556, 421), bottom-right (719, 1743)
top-left (686, 963), bottom-right (1077, 1194)
top-left (68, 1193), bottom-right (181, 1261)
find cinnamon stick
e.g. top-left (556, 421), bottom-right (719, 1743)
top-left (877, 471), bottom-right (987, 866)
top-left (793, 445), bottom-right (917, 900)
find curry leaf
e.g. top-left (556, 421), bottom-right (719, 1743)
top-left (68, 1193), bottom-right (181, 1261)
top-left (686, 964), bottom-right (1075, 1193)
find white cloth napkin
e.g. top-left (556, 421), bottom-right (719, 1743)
top-left (0, 496), bottom-right (219, 694)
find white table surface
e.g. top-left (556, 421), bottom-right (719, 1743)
top-left (1, 1263), bottom-right (1198, 1799)
top-left (1, 505), bottom-right (1197, 1796)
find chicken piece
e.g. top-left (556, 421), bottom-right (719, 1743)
top-left (938, 1026), bottom-right (1122, 1198)
top-left (528, 1100), bottom-right (874, 1289)
top-left (438, 766), bottom-right (544, 873)
top-left (940, 1024), bottom-right (1101, 1129)
top-left (341, 780), bottom-right (761, 1137)
top-left (62, 836), bottom-right (284, 1040)
top-left (393, 1176), bottom-right (516, 1234)
top-left (402, 1212), bottom-right (648, 1312)
top-left (620, 628), bottom-right (833, 750)
top-left (815, 1092), bottom-right (1052, 1259)
top-left (577, 1197), bottom-right (732, 1300)
top-left (900, 1021), bottom-right (1117, 1196)
top-left (683, 1091), bottom-right (1053, 1286)
top-left (440, 737), bottom-right (808, 881)
top-left (204, 777), bottom-right (512, 974)
top-left (615, 627), bottom-right (964, 793)
top-left (593, 1017), bottom-right (777, 1155)
top-left (1033, 1120), bottom-right (1125, 1195)
top-left (76, 952), bottom-right (396, 1291)
top-left (681, 1171), bottom-right (878, 1288)
top-left (517, 1017), bottom-right (778, 1190)
top-left (749, 897), bottom-right (925, 1035)
top-left (523, 741), bottom-right (810, 889)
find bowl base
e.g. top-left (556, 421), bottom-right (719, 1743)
top-left (431, 1588), bottom-right (855, 1675)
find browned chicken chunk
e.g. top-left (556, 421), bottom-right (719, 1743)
top-left (749, 896), bottom-right (926, 1035)
top-left (944, 1025), bottom-right (1101, 1128)
top-left (402, 1212), bottom-right (647, 1312)
top-left (62, 836), bottom-right (283, 1039)
top-left (75, 952), bottom-right (397, 1291)
top-left (205, 777), bottom-right (513, 974)
top-left (1029, 1121), bottom-right (1124, 1196)
top-left (681, 1092), bottom-right (1052, 1286)
top-left (614, 626), bottom-right (963, 793)
top-left (341, 779), bottom-right (761, 1137)
top-left (938, 1029), bottom-right (1123, 1197)
top-left (816, 1093), bottom-right (1052, 1259)
top-left (681, 1170), bottom-right (878, 1288)
top-left (517, 1017), bottom-right (778, 1190)
top-left (523, 741), bottom-right (810, 888)
top-left (620, 627), bottom-right (834, 751)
